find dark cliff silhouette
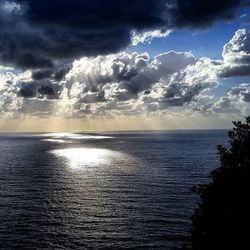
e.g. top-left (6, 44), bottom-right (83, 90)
top-left (183, 116), bottom-right (250, 250)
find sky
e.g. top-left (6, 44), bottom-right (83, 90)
top-left (1, 0), bottom-right (250, 132)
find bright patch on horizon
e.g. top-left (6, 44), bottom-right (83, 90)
top-left (45, 132), bottom-right (113, 140)
top-left (42, 138), bottom-right (68, 143)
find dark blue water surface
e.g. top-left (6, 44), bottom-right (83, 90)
top-left (0, 130), bottom-right (228, 250)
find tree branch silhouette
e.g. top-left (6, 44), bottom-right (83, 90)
top-left (183, 116), bottom-right (250, 250)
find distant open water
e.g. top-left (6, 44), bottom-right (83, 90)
top-left (0, 130), bottom-right (228, 250)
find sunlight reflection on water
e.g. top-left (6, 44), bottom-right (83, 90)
top-left (51, 148), bottom-right (117, 169)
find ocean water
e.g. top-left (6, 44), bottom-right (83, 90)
top-left (0, 130), bottom-right (228, 250)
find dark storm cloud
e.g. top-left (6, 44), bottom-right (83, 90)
top-left (32, 70), bottom-right (54, 80)
top-left (0, 0), bottom-right (247, 72)
top-left (31, 66), bottom-right (71, 81)
top-left (18, 81), bottom-right (62, 99)
top-left (172, 0), bottom-right (246, 29)
top-left (54, 66), bottom-right (71, 81)
top-left (18, 82), bottom-right (37, 98)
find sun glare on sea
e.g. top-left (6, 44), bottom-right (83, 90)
top-left (51, 148), bottom-right (115, 170)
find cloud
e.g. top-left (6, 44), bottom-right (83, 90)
top-left (228, 84), bottom-right (250, 103)
top-left (171, 0), bottom-right (247, 29)
top-left (0, 73), bottom-right (21, 118)
top-left (65, 51), bottom-right (196, 97)
top-left (131, 29), bottom-right (172, 45)
top-left (56, 50), bottom-right (222, 117)
top-left (0, 50), bottom-right (199, 117)
top-left (0, 0), bottom-right (246, 110)
top-left (2, 27), bottom-right (250, 119)
top-left (139, 57), bottom-right (218, 110)
top-left (219, 65), bottom-right (250, 78)
top-left (31, 66), bottom-right (71, 81)
top-left (31, 70), bottom-right (53, 81)
top-left (218, 29), bottom-right (250, 77)
top-left (0, 71), bottom-right (62, 118)
top-left (0, 0), bottom-right (246, 73)
top-left (196, 83), bottom-right (250, 115)
top-left (18, 81), bottom-right (62, 99)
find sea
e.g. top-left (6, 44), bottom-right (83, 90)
top-left (0, 130), bottom-right (228, 250)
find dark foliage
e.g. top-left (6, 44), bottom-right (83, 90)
top-left (185, 116), bottom-right (250, 250)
